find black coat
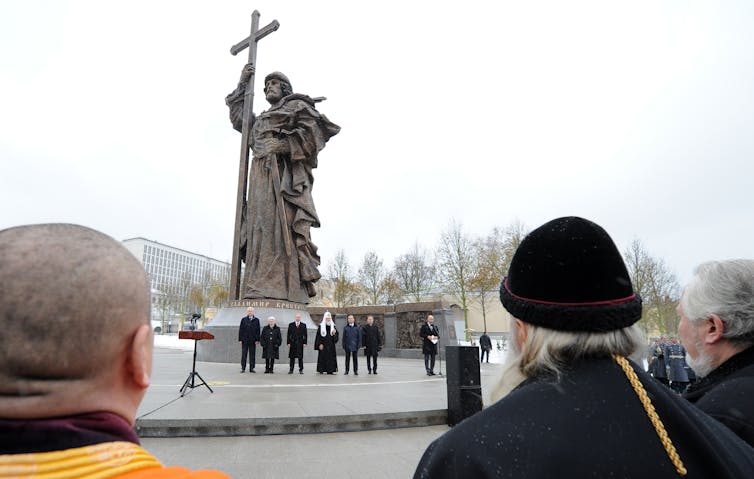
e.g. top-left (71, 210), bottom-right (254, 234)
top-left (419, 323), bottom-right (439, 355)
top-left (260, 325), bottom-right (282, 359)
top-left (238, 315), bottom-right (261, 343)
top-left (663, 342), bottom-right (689, 382)
top-left (342, 324), bottom-right (362, 353)
top-left (648, 342), bottom-right (668, 379)
top-left (362, 323), bottom-right (381, 356)
top-left (287, 321), bottom-right (308, 359)
top-left (479, 334), bottom-right (492, 352)
top-left (314, 325), bottom-right (338, 373)
top-left (685, 346), bottom-right (754, 447)
top-left (414, 357), bottom-right (754, 479)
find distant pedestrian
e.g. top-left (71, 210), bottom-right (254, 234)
top-left (362, 315), bottom-right (382, 374)
top-left (647, 337), bottom-right (669, 386)
top-left (261, 316), bottom-right (282, 373)
top-left (343, 314), bottom-right (362, 375)
top-left (287, 313), bottom-right (307, 374)
top-left (420, 315), bottom-right (440, 376)
top-left (239, 307), bottom-right (261, 373)
top-left (664, 338), bottom-right (689, 394)
top-left (479, 332), bottom-right (492, 363)
top-left (315, 312), bottom-right (338, 374)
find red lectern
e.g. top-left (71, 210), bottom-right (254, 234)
top-left (178, 330), bottom-right (215, 396)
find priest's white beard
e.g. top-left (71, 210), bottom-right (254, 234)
top-left (686, 348), bottom-right (715, 378)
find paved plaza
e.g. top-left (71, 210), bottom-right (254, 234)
top-left (142, 426), bottom-right (448, 479)
top-left (136, 339), bottom-right (504, 477)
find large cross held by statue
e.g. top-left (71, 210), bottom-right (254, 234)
top-left (229, 11), bottom-right (280, 301)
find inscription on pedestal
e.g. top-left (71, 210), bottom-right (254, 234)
top-left (229, 299), bottom-right (308, 311)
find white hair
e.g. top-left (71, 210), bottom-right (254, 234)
top-left (681, 259), bottom-right (754, 347)
top-left (491, 319), bottom-right (645, 402)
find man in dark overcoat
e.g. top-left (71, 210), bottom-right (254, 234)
top-left (414, 216), bottom-right (754, 479)
top-left (663, 338), bottom-right (689, 394)
top-left (342, 314), bottom-right (362, 375)
top-left (680, 259), bottom-right (754, 447)
top-left (479, 331), bottom-right (492, 363)
top-left (362, 315), bottom-right (381, 374)
top-left (419, 315), bottom-right (440, 376)
top-left (260, 316), bottom-right (282, 373)
top-left (648, 337), bottom-right (669, 386)
top-left (238, 306), bottom-right (261, 373)
top-left (287, 313), bottom-right (308, 374)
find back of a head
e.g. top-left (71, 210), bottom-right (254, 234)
top-left (0, 224), bottom-right (150, 418)
top-left (495, 217), bottom-right (644, 396)
top-left (681, 259), bottom-right (754, 347)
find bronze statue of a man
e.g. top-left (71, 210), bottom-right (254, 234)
top-left (226, 64), bottom-right (340, 303)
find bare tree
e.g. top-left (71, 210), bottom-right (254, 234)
top-left (380, 273), bottom-right (404, 304)
top-left (393, 242), bottom-right (436, 302)
top-left (437, 219), bottom-right (477, 339)
top-left (623, 239), bottom-right (680, 335)
top-left (327, 249), bottom-right (360, 308)
top-left (208, 282), bottom-right (229, 308)
top-left (358, 251), bottom-right (387, 305)
top-left (466, 221), bottom-right (529, 332)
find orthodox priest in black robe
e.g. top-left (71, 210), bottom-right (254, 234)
top-left (315, 312), bottom-right (338, 374)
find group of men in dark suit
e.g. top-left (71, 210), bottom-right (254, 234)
top-left (341, 314), bottom-right (382, 374)
top-left (239, 307), bottom-right (308, 374)
top-left (239, 309), bottom-right (382, 375)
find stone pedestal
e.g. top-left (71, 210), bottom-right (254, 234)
top-left (197, 299), bottom-right (319, 365)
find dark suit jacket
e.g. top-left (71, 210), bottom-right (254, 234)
top-left (287, 321), bottom-right (308, 358)
top-left (419, 323), bottom-right (439, 356)
top-left (239, 315), bottom-right (261, 342)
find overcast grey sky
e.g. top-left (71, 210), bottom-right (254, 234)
top-left (1, 1), bottom-right (752, 285)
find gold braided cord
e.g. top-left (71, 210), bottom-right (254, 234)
top-left (612, 354), bottom-right (687, 476)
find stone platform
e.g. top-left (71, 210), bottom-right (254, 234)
top-left (136, 344), bottom-right (502, 437)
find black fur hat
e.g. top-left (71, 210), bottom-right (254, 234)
top-left (499, 216), bottom-right (642, 332)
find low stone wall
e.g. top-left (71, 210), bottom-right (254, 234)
top-left (197, 301), bottom-right (459, 364)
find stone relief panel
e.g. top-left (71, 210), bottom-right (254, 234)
top-left (396, 311), bottom-right (430, 349)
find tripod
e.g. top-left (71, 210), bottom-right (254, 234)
top-left (437, 342), bottom-right (443, 376)
top-left (180, 336), bottom-right (214, 396)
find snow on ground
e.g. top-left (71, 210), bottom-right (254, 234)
top-left (153, 333), bottom-right (194, 351)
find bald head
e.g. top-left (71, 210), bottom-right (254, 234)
top-left (0, 224), bottom-right (151, 420)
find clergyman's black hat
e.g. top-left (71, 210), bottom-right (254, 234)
top-left (499, 216), bottom-right (642, 332)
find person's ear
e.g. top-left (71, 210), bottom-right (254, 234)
top-left (703, 314), bottom-right (726, 345)
top-left (128, 324), bottom-right (152, 389)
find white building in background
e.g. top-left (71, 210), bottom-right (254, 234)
top-left (122, 237), bottom-right (231, 309)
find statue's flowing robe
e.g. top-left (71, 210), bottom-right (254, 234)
top-left (226, 83), bottom-right (340, 303)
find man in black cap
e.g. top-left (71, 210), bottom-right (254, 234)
top-left (414, 216), bottom-right (754, 478)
